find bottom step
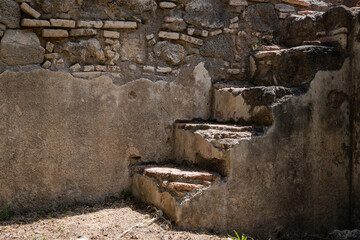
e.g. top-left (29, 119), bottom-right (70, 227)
top-left (131, 165), bottom-right (220, 220)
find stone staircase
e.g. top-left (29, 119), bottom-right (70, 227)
top-left (130, 35), bottom-right (347, 228)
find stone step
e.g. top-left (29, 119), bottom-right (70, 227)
top-left (132, 165), bottom-right (218, 183)
top-left (131, 165), bottom-right (219, 219)
top-left (250, 45), bottom-right (344, 87)
top-left (212, 84), bottom-right (293, 125)
top-left (173, 122), bottom-right (265, 176)
top-left (175, 122), bottom-right (264, 149)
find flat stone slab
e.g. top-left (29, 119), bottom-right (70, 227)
top-left (133, 165), bottom-right (219, 182)
top-left (0, 30), bottom-right (45, 66)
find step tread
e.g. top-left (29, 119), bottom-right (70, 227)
top-left (133, 165), bottom-right (219, 182)
top-left (132, 165), bottom-right (219, 200)
top-left (175, 122), bottom-right (265, 149)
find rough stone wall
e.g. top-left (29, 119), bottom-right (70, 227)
top-left (0, 0), bottom-right (360, 236)
top-left (352, 12), bottom-right (360, 227)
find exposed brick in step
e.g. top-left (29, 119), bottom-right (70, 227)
top-left (132, 165), bottom-right (219, 199)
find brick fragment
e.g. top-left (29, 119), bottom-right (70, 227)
top-left (158, 31), bottom-right (180, 40)
top-left (103, 30), bottom-right (120, 38)
top-left (70, 28), bottom-right (97, 37)
top-left (159, 2), bottom-right (177, 8)
top-left (20, 3), bottom-right (41, 19)
top-left (103, 21), bottom-right (137, 29)
top-left (180, 34), bottom-right (203, 46)
top-left (77, 20), bottom-right (103, 29)
top-left (50, 19), bottom-right (76, 28)
top-left (45, 41), bottom-right (54, 52)
top-left (21, 19), bottom-right (50, 27)
top-left (43, 29), bottom-right (69, 38)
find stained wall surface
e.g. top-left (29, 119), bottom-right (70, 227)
top-left (0, 0), bottom-right (360, 236)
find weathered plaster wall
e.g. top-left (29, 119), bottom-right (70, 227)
top-left (0, 0), bottom-right (359, 237)
top-left (0, 64), bottom-right (211, 211)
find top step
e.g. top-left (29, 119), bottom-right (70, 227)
top-left (250, 45), bottom-right (345, 87)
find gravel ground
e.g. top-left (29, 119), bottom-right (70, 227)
top-left (0, 199), bottom-right (230, 240)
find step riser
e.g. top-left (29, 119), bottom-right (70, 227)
top-left (213, 89), bottom-right (273, 126)
top-left (132, 174), bottom-right (180, 221)
top-left (173, 128), bottom-right (230, 176)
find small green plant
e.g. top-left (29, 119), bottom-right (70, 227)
top-left (0, 206), bottom-right (13, 221)
top-left (228, 230), bottom-right (247, 240)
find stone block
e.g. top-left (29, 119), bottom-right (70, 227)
top-left (103, 30), bottom-right (120, 39)
top-left (159, 2), bottom-right (177, 8)
top-left (0, 30), bottom-right (45, 66)
top-left (103, 21), bottom-right (137, 29)
top-left (84, 65), bottom-right (95, 72)
top-left (180, 34), bottom-right (203, 46)
top-left (0, 0), bottom-right (21, 28)
top-left (50, 19), bottom-right (76, 28)
top-left (158, 31), bottom-right (180, 40)
top-left (44, 53), bottom-right (59, 60)
top-left (69, 63), bottom-right (81, 72)
top-left (42, 60), bottom-right (51, 69)
top-left (143, 66), bottom-right (155, 72)
top-left (43, 29), bottom-right (69, 38)
top-left (20, 3), bottom-right (41, 19)
top-left (72, 72), bottom-right (103, 79)
top-left (156, 67), bottom-right (172, 73)
top-left (21, 19), bottom-right (50, 27)
top-left (77, 20), bottom-right (103, 29)
top-left (209, 29), bottom-right (222, 36)
top-left (69, 29), bottom-right (98, 37)
top-left (95, 65), bottom-right (107, 71)
top-left (275, 3), bottom-right (295, 12)
top-left (46, 41), bottom-right (54, 53)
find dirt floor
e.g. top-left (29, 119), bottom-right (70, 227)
top-left (0, 198), bottom-right (231, 240)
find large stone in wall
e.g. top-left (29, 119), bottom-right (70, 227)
top-left (154, 41), bottom-right (186, 66)
top-left (0, 0), bottom-right (20, 28)
top-left (57, 39), bottom-right (106, 64)
top-left (200, 35), bottom-right (235, 61)
top-left (321, 6), bottom-right (353, 32)
top-left (281, 15), bottom-right (318, 47)
top-left (184, 0), bottom-right (224, 29)
top-left (41, 0), bottom-right (76, 13)
top-left (0, 30), bottom-right (45, 66)
top-left (120, 33), bottom-right (146, 64)
top-left (120, 0), bottom-right (157, 15)
top-left (243, 3), bottom-right (280, 34)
